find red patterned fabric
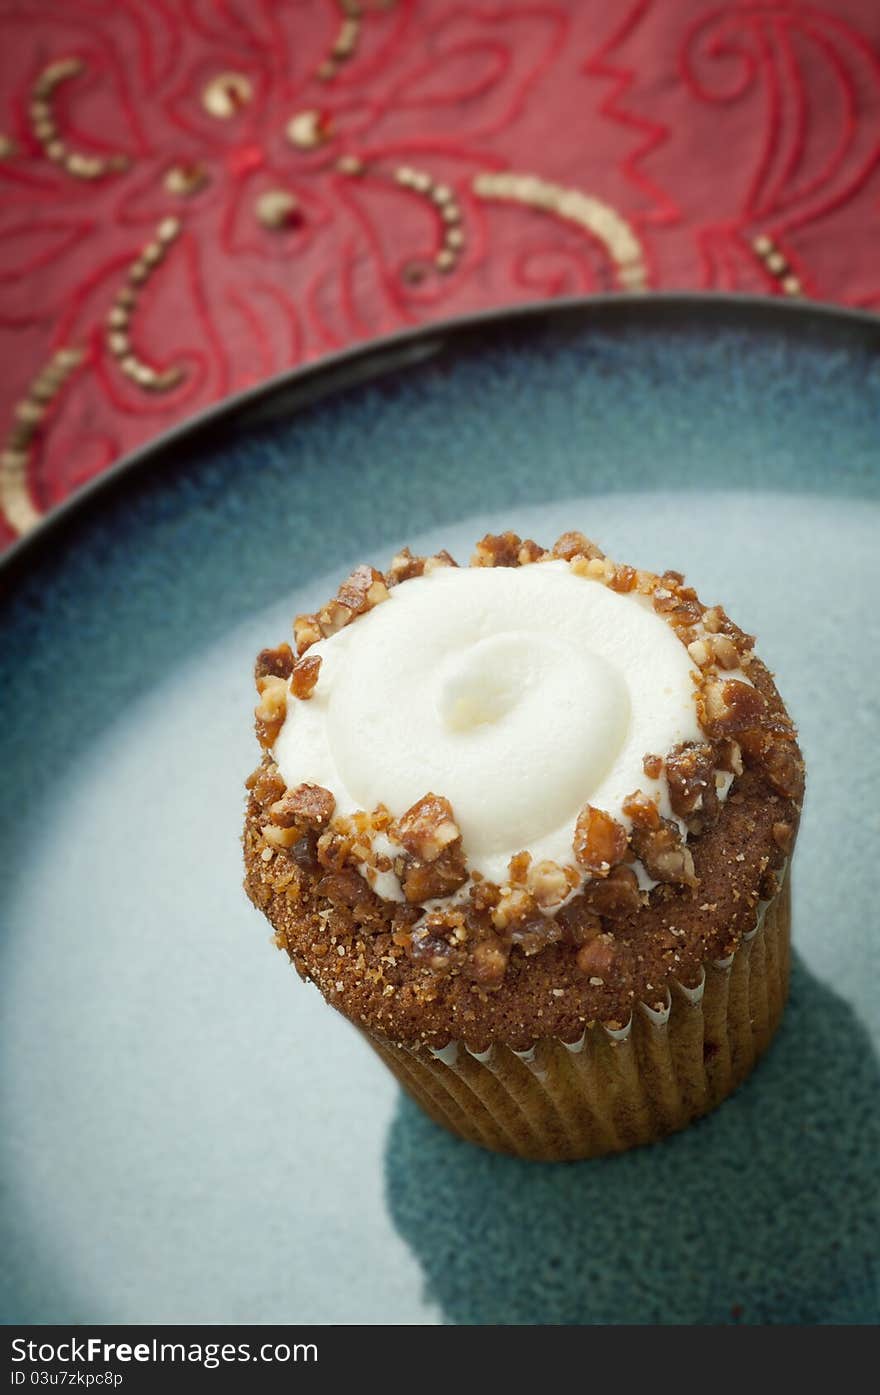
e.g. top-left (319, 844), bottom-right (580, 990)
top-left (2, 0), bottom-right (879, 548)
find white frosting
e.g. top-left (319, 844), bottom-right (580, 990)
top-left (273, 560), bottom-right (708, 890)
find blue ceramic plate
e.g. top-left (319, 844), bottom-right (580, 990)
top-left (1, 296), bottom-right (878, 1326)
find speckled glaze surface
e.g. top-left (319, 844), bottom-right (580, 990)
top-left (1, 297), bottom-right (878, 1325)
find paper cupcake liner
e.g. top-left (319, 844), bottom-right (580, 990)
top-left (364, 872), bottom-right (791, 1161)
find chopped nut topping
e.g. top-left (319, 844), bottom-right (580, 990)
top-left (582, 865), bottom-right (642, 919)
top-left (665, 742), bottom-right (719, 827)
top-left (386, 546), bottom-right (424, 585)
top-left (466, 937), bottom-right (510, 988)
top-left (246, 762), bottom-right (286, 808)
top-left (762, 739), bottom-right (805, 801)
top-left (642, 753), bottom-right (664, 780)
top-left (254, 674), bottom-right (288, 749)
top-left (715, 737), bottom-right (744, 776)
top-left (527, 859), bottom-right (571, 908)
top-left (608, 564), bottom-right (637, 593)
top-left (337, 564), bottom-right (390, 615)
top-left (508, 850), bottom-right (532, 884)
top-left (621, 789), bottom-right (661, 831)
top-left (509, 913), bottom-right (563, 956)
top-left (290, 653), bottom-right (321, 700)
top-left (400, 846), bottom-right (468, 903)
top-left (702, 606), bottom-right (723, 633)
top-left (262, 823), bottom-right (299, 850)
top-left (270, 782), bottom-right (335, 830)
top-left (392, 794), bottom-right (460, 863)
top-left (552, 530), bottom-right (604, 562)
top-left (573, 805), bottom-right (629, 874)
top-left (471, 531), bottom-right (522, 567)
top-left (254, 644), bottom-right (295, 682)
top-left (491, 886), bottom-right (536, 931)
top-left (707, 634), bottom-right (741, 670)
top-left (699, 678), bottom-right (766, 737)
top-left (423, 549), bottom-right (457, 575)
top-left (317, 597), bottom-right (353, 638)
top-left (293, 613), bottom-right (322, 655)
top-left (410, 918), bottom-right (465, 974)
top-left (391, 795), bottom-right (469, 901)
top-left (517, 539), bottom-right (546, 565)
top-left (316, 867), bottom-right (375, 909)
top-left (631, 817), bottom-right (697, 887)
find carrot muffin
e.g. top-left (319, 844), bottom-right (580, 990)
top-left (243, 531), bottom-right (804, 1160)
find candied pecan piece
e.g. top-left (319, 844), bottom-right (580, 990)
top-left (643, 753), bottom-right (664, 780)
top-left (316, 823), bottom-right (353, 871)
top-left (575, 934), bottom-right (616, 980)
top-left (290, 831), bottom-right (321, 875)
top-left (400, 845), bottom-right (468, 903)
top-left (246, 763), bottom-right (286, 808)
top-left (528, 859), bottom-right (574, 909)
top-left (262, 823), bottom-right (299, 850)
top-left (762, 739), bottom-right (805, 802)
top-left (509, 913), bottom-right (563, 956)
top-left (254, 643), bottom-right (295, 682)
top-left (621, 790), bottom-right (661, 831)
top-left (608, 564), bottom-right (637, 594)
top-left (470, 879), bottom-right (502, 913)
top-left (422, 549), bottom-right (458, 575)
top-left (699, 678), bottom-right (766, 737)
top-left (702, 606), bottom-right (724, 633)
top-left (317, 597), bottom-right (352, 638)
top-left (491, 886), bottom-right (537, 931)
top-left (517, 539), bottom-right (545, 565)
top-left (290, 652), bottom-right (321, 700)
top-left (631, 817), bottom-right (697, 887)
top-left (552, 530), bottom-right (604, 562)
top-left (714, 737), bottom-right (743, 775)
top-left (466, 937), bottom-right (510, 988)
top-left (293, 613), bottom-right (322, 655)
top-left (471, 531), bottom-right (522, 567)
top-left (582, 865), bottom-right (642, 919)
top-left (385, 546), bottom-right (425, 585)
top-left (707, 634), bottom-right (741, 670)
top-left (337, 563), bottom-right (390, 615)
top-left (271, 782), bottom-right (335, 830)
top-left (556, 895), bottom-right (603, 947)
top-left (508, 850), bottom-right (532, 885)
top-left (254, 674), bottom-right (288, 749)
top-left (410, 920), bottom-right (465, 974)
top-left (392, 794), bottom-right (461, 863)
top-left (573, 806), bottom-right (629, 875)
top-left (316, 866), bottom-right (376, 909)
top-left (665, 742), bottom-right (719, 828)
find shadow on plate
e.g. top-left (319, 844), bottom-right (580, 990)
top-left (384, 955), bottom-right (880, 1325)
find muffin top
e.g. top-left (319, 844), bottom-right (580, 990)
top-left (244, 531), bottom-right (804, 1051)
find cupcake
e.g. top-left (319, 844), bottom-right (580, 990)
top-left (243, 531), bottom-right (804, 1161)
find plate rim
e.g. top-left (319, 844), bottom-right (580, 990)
top-left (2, 290), bottom-right (878, 591)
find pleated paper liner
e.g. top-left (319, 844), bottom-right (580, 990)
top-left (365, 870), bottom-right (791, 1161)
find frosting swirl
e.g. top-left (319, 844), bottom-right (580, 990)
top-left (273, 560), bottom-right (705, 887)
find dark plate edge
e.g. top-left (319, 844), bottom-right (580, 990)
top-left (2, 291), bottom-right (878, 593)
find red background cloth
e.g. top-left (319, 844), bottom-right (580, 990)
top-left (2, 0), bottom-right (879, 549)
